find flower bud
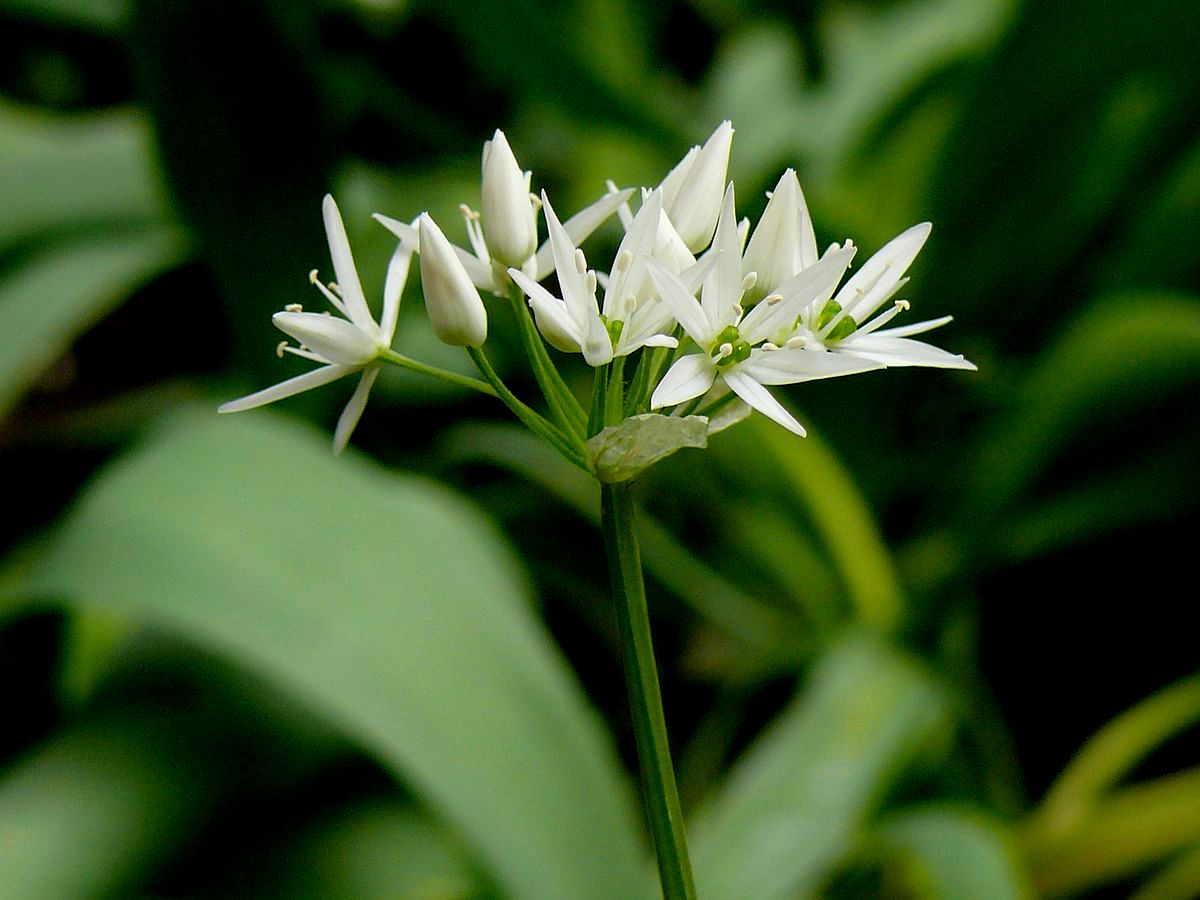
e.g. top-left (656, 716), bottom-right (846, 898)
top-left (742, 169), bottom-right (818, 298)
top-left (418, 214), bottom-right (489, 348)
top-left (662, 120), bottom-right (734, 253)
top-left (481, 129), bottom-right (538, 268)
top-left (272, 311), bottom-right (380, 366)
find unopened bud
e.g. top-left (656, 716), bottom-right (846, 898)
top-left (418, 214), bottom-right (489, 348)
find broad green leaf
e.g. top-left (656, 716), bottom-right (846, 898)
top-left (0, 228), bottom-right (189, 418)
top-left (688, 635), bottom-right (949, 899)
top-left (0, 102), bottom-right (169, 249)
top-left (877, 807), bottom-right (1032, 899)
top-left (587, 413), bottom-right (709, 483)
top-left (23, 411), bottom-right (645, 900)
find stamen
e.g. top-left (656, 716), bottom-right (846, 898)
top-left (785, 335), bottom-right (807, 349)
top-left (312, 278), bottom-right (348, 316)
top-left (896, 299), bottom-right (910, 311)
top-left (276, 341), bottom-right (289, 358)
top-left (585, 271), bottom-right (597, 293)
top-left (624, 295), bottom-right (637, 315)
top-left (529, 193), bottom-right (542, 209)
top-left (284, 303), bottom-right (303, 312)
top-left (765, 293), bottom-right (783, 306)
top-left (718, 342), bottom-right (733, 359)
top-left (458, 204), bottom-right (480, 221)
top-left (741, 272), bottom-right (758, 292)
top-left (328, 281), bottom-right (341, 296)
top-left (614, 250), bottom-right (633, 272)
top-left (762, 342), bottom-right (779, 352)
top-left (308, 269), bottom-right (320, 284)
top-left (574, 248), bottom-right (587, 274)
top-left (732, 305), bottom-right (744, 325)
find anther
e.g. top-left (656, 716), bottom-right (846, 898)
top-left (614, 250), bottom-right (633, 272)
top-left (284, 303), bottom-right (303, 313)
top-left (276, 341), bottom-right (289, 358)
top-left (458, 204), bottom-right (480, 220)
top-left (574, 248), bottom-right (587, 274)
top-left (762, 342), bottom-right (779, 352)
top-left (585, 271), bottom-right (597, 293)
top-left (529, 193), bottom-right (542, 209)
top-left (741, 272), bottom-right (758, 292)
top-left (785, 336), bottom-right (807, 349)
top-left (718, 342), bottom-right (734, 358)
top-left (308, 269), bottom-right (320, 284)
top-left (765, 293), bottom-right (784, 306)
top-left (895, 299), bottom-right (910, 311)
top-left (624, 295), bottom-right (637, 315)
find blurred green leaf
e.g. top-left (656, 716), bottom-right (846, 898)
top-left (0, 0), bottom-right (127, 32)
top-left (709, 417), bottom-right (905, 632)
top-left (688, 635), bottom-right (949, 899)
top-left (0, 102), bottom-right (171, 250)
top-left (240, 799), bottom-right (488, 900)
top-left (965, 293), bottom-right (1200, 524)
top-left (1132, 845), bottom-right (1200, 900)
top-left (23, 411), bottom-right (646, 900)
top-left (0, 712), bottom-right (217, 900)
top-left (0, 228), bottom-right (189, 418)
top-left (877, 806), bottom-right (1032, 899)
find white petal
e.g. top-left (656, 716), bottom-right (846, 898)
top-left (707, 397), bottom-right (751, 434)
top-left (722, 370), bottom-right (807, 436)
top-left (218, 364), bottom-right (355, 413)
top-left (480, 130), bottom-right (538, 268)
top-left (509, 268), bottom-right (582, 353)
top-left (647, 258), bottom-right (714, 345)
top-left (742, 169), bottom-right (818, 295)
top-left (835, 222), bottom-right (931, 322)
top-left (739, 244), bottom-right (856, 344)
top-left (700, 183), bottom-right (740, 326)
top-left (739, 347), bottom-right (882, 385)
top-left (873, 315), bottom-right (953, 338)
top-left (381, 239), bottom-right (414, 345)
top-left (837, 334), bottom-right (976, 370)
top-left (322, 195), bottom-right (375, 332)
top-left (273, 311), bottom-right (379, 366)
top-left (667, 120), bottom-right (733, 252)
top-left (603, 189), bottom-right (663, 318)
top-left (374, 213), bottom-right (497, 292)
top-left (659, 145), bottom-right (699, 212)
top-left (333, 365), bottom-right (380, 454)
top-left (650, 354), bottom-right (717, 409)
top-left (541, 192), bottom-right (599, 332)
top-left (418, 214), bottom-right (489, 348)
top-left (534, 187), bottom-right (637, 280)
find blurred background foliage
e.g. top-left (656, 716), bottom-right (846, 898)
top-left (1, 0), bottom-right (1198, 896)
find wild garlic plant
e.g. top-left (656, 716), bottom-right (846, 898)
top-left (220, 121), bottom-right (974, 900)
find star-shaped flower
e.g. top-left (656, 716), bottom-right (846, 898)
top-left (647, 184), bottom-right (882, 436)
top-left (219, 195), bottom-right (412, 453)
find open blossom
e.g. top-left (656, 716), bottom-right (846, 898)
top-left (776, 223), bottom-right (976, 372)
top-left (648, 184), bottom-right (882, 436)
top-left (219, 195), bottom-right (412, 453)
top-left (373, 129), bottom-right (633, 295)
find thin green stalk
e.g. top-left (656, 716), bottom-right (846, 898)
top-left (506, 284), bottom-right (588, 438)
top-left (378, 348), bottom-right (498, 397)
top-left (467, 347), bottom-right (588, 471)
top-left (588, 364), bottom-right (609, 438)
top-left (605, 355), bottom-right (626, 426)
top-left (601, 482), bottom-right (696, 900)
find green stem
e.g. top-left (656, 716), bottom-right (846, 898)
top-left (588, 364), bottom-right (609, 438)
top-left (605, 355), bottom-right (626, 427)
top-left (506, 284), bottom-right (588, 438)
top-left (378, 348), bottom-right (498, 397)
top-left (600, 482), bottom-right (696, 900)
top-left (467, 347), bottom-right (588, 472)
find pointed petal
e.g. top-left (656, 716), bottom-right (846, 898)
top-left (722, 370), bottom-right (807, 436)
top-left (322, 195), bottom-right (374, 332)
top-left (668, 120), bottom-right (734, 252)
top-left (838, 334), bottom-right (976, 369)
top-left (333, 365), bottom-right (380, 454)
top-left (647, 258), bottom-right (714, 344)
top-left (739, 347), bottom-right (882, 385)
top-left (700, 183), bottom-right (740, 325)
top-left (650, 354), bottom-right (717, 409)
top-left (873, 315), bottom-right (953, 338)
top-left (658, 145), bottom-right (699, 211)
top-left (739, 244), bottom-right (855, 344)
top-left (509, 268), bottom-right (582, 353)
top-left (273, 311), bottom-right (379, 366)
top-left (742, 169), bottom-right (819, 295)
top-left (603, 189), bottom-right (662, 317)
top-left (218, 364), bottom-right (355, 413)
top-left (381, 239), bottom-right (414, 345)
top-left (374, 213), bottom-right (496, 292)
top-left (835, 222), bottom-right (931, 321)
top-left (535, 187), bottom-right (637, 280)
top-left (540, 192), bottom-right (596, 330)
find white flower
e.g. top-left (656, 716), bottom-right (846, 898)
top-left (373, 131), bottom-right (634, 295)
top-left (786, 223), bottom-right (977, 371)
top-left (417, 213), bottom-right (488, 347)
top-left (219, 194), bottom-right (412, 453)
top-left (658, 120), bottom-right (734, 253)
top-left (480, 129), bottom-right (539, 268)
top-left (647, 184), bottom-right (882, 436)
top-left (741, 168), bottom-right (818, 299)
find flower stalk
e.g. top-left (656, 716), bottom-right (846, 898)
top-left (601, 480), bottom-right (697, 900)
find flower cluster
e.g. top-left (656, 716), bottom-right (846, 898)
top-left (221, 122), bottom-right (973, 470)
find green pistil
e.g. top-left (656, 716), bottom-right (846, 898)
top-left (602, 315), bottom-right (625, 346)
top-left (816, 299), bottom-right (857, 342)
